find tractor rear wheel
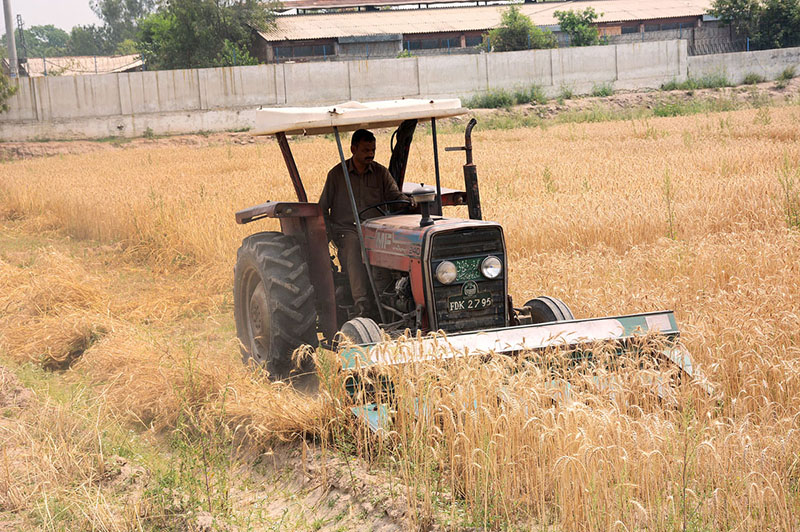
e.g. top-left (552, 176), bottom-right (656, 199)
top-left (234, 232), bottom-right (317, 379)
top-left (524, 296), bottom-right (575, 324)
top-left (339, 317), bottom-right (383, 345)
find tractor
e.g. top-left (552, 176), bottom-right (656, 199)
top-left (232, 99), bottom-right (701, 405)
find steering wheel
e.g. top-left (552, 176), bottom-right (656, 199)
top-left (358, 199), bottom-right (413, 219)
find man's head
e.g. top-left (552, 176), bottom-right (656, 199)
top-left (350, 129), bottom-right (376, 171)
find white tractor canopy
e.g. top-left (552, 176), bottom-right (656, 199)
top-left (252, 98), bottom-right (467, 136)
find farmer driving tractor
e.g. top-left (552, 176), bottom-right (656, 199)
top-left (319, 129), bottom-right (411, 319)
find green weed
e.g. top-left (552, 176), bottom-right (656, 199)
top-left (777, 66), bottom-right (796, 82)
top-left (479, 112), bottom-right (543, 130)
top-left (743, 73), bottom-right (765, 85)
top-left (513, 84), bottom-right (548, 105)
top-left (463, 89), bottom-right (515, 109)
top-left (141, 348), bottom-right (236, 529)
top-left (465, 85), bottom-right (547, 108)
top-left (747, 87), bottom-right (772, 108)
top-left (661, 74), bottom-right (731, 91)
top-left (754, 107), bottom-right (772, 125)
top-left (591, 83), bottom-right (614, 97)
top-left (775, 66), bottom-right (795, 89)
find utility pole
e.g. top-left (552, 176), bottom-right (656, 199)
top-left (3, 0), bottom-right (18, 78)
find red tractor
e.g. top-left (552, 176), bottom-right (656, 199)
top-left (233, 100), bottom-right (697, 386)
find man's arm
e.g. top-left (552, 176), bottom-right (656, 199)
top-left (380, 166), bottom-right (408, 202)
top-left (319, 169), bottom-right (337, 240)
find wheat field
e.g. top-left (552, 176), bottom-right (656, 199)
top-left (1, 103), bottom-right (800, 530)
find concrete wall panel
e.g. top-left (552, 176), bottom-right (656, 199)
top-left (616, 41), bottom-right (677, 81)
top-left (486, 49), bottom-right (551, 90)
top-left (2, 78), bottom-right (38, 121)
top-left (45, 74), bottom-right (122, 119)
top-left (418, 54), bottom-right (487, 96)
top-left (551, 46), bottom-right (617, 91)
top-left (349, 57), bottom-right (419, 100)
top-left (126, 69), bottom-right (201, 114)
top-left (155, 69), bottom-right (201, 112)
top-left (126, 72), bottom-right (160, 114)
top-left (199, 64), bottom-right (278, 109)
top-left (283, 62), bottom-right (350, 104)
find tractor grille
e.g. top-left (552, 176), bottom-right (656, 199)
top-left (429, 227), bottom-right (506, 333)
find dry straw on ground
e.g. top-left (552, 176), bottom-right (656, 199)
top-left (1, 103), bottom-right (800, 529)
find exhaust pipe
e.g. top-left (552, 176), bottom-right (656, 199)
top-left (446, 118), bottom-right (482, 220)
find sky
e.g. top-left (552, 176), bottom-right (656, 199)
top-left (11, 0), bottom-right (102, 32)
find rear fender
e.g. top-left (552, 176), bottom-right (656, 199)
top-left (235, 201), bottom-right (337, 342)
top-left (235, 201), bottom-right (321, 224)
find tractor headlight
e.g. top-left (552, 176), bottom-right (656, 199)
top-left (435, 261), bottom-right (457, 285)
top-left (480, 256), bottom-right (502, 279)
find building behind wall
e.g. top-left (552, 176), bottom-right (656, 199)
top-left (254, 0), bottom-right (730, 63)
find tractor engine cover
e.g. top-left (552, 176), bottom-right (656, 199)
top-left (362, 215), bottom-right (508, 334)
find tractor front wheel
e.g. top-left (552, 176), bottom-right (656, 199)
top-left (234, 232), bottom-right (317, 379)
top-left (339, 317), bottom-right (383, 345)
top-left (524, 296), bottom-right (575, 324)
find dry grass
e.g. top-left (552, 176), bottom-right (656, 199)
top-left (1, 103), bottom-right (800, 529)
top-left (0, 365), bottom-right (146, 530)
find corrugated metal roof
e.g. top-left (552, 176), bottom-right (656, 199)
top-left (282, 0), bottom-right (464, 9)
top-left (21, 54), bottom-right (142, 77)
top-left (261, 0), bottom-right (710, 41)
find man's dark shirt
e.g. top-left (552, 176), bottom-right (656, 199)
top-left (318, 158), bottom-right (406, 232)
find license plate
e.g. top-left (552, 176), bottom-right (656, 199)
top-left (447, 293), bottom-right (493, 312)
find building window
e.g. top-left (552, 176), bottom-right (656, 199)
top-left (419, 39), bottom-right (439, 49)
top-left (405, 38), bottom-right (454, 50)
top-left (660, 23), bottom-right (680, 31)
top-left (465, 35), bottom-right (483, 47)
top-left (274, 43), bottom-right (333, 60)
top-left (644, 24), bottom-right (661, 32)
top-left (621, 26), bottom-right (639, 34)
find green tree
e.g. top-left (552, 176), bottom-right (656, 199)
top-left (138, 0), bottom-right (273, 69)
top-left (67, 24), bottom-right (114, 55)
top-left (483, 6), bottom-right (557, 51)
top-left (114, 38), bottom-right (140, 55)
top-left (554, 7), bottom-right (601, 47)
top-left (0, 49), bottom-right (17, 112)
top-left (755, 0), bottom-right (800, 48)
top-left (1, 25), bottom-right (70, 57)
top-left (91, 0), bottom-right (156, 44)
top-left (711, 0), bottom-right (800, 49)
top-left (710, 0), bottom-right (760, 36)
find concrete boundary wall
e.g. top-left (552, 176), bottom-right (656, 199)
top-left (688, 46), bottom-right (800, 84)
top-left (2, 41), bottom-right (798, 141)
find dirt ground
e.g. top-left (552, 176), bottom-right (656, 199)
top-left (2, 77), bottom-right (797, 162)
top-left (0, 215), bottom-right (417, 531)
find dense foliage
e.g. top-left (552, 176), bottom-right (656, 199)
top-left (2, 1), bottom-right (155, 57)
top-left (482, 6), bottom-right (556, 51)
top-left (0, 50), bottom-right (17, 112)
top-left (138, 0), bottom-right (272, 69)
top-left (711, 0), bottom-right (800, 48)
top-left (5, 0), bottom-right (273, 69)
top-left (553, 7), bottom-right (601, 47)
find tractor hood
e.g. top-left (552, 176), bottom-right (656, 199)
top-left (362, 215), bottom-right (502, 270)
